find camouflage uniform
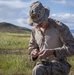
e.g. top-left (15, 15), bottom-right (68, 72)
top-left (28, 1), bottom-right (74, 75)
top-left (28, 18), bottom-right (74, 75)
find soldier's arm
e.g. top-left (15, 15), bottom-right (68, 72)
top-left (28, 29), bottom-right (39, 61)
top-left (54, 24), bottom-right (74, 59)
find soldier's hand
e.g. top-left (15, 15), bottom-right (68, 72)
top-left (31, 49), bottom-right (39, 58)
top-left (38, 49), bottom-right (54, 59)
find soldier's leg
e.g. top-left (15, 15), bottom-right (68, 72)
top-left (32, 63), bottom-right (51, 75)
top-left (52, 60), bottom-right (71, 75)
top-left (32, 60), bottom-right (71, 75)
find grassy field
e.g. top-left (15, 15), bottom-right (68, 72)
top-left (0, 53), bottom-right (34, 75)
top-left (0, 33), bottom-right (33, 75)
top-left (0, 33), bottom-right (74, 75)
top-left (0, 33), bottom-right (30, 50)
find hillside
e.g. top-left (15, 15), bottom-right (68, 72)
top-left (0, 22), bottom-right (31, 33)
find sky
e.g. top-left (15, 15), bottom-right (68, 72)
top-left (0, 0), bottom-right (74, 30)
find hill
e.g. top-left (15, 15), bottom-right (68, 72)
top-left (0, 22), bottom-right (31, 33)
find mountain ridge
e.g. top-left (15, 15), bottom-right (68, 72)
top-left (0, 22), bottom-right (31, 33)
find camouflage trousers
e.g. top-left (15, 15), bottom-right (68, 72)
top-left (32, 60), bottom-right (71, 75)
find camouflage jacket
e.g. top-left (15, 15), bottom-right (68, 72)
top-left (28, 18), bottom-right (74, 60)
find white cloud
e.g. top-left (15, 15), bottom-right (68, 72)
top-left (16, 18), bottom-right (32, 29)
top-left (0, 0), bottom-right (36, 8)
top-left (51, 13), bottom-right (74, 29)
top-left (16, 18), bottom-right (28, 25)
top-left (50, 0), bottom-right (74, 6)
top-left (50, 0), bottom-right (66, 4)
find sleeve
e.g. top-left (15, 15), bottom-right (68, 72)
top-left (28, 29), bottom-right (39, 61)
top-left (54, 24), bottom-right (74, 59)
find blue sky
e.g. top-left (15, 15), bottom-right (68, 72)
top-left (0, 0), bottom-right (74, 30)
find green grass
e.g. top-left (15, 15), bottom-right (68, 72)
top-left (0, 54), bottom-right (34, 75)
top-left (0, 33), bottom-right (34, 75)
top-left (0, 33), bottom-right (30, 50)
top-left (68, 56), bottom-right (74, 75)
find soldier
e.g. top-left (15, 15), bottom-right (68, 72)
top-left (28, 1), bottom-right (74, 75)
